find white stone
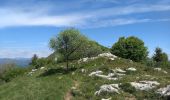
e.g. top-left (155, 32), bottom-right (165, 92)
top-left (81, 69), bottom-right (86, 73)
top-left (96, 74), bottom-right (118, 80)
top-left (109, 58), bottom-right (115, 61)
top-left (127, 67), bottom-right (137, 71)
top-left (89, 71), bottom-right (103, 76)
top-left (157, 85), bottom-right (170, 96)
top-left (32, 69), bottom-right (37, 72)
top-left (95, 84), bottom-right (120, 95)
top-left (40, 67), bottom-right (45, 70)
top-left (113, 68), bottom-right (126, 73)
top-left (130, 81), bottom-right (160, 91)
top-left (163, 71), bottom-right (168, 74)
top-left (154, 68), bottom-right (162, 71)
top-left (28, 72), bottom-right (33, 76)
top-left (98, 52), bottom-right (117, 58)
top-left (78, 52), bottom-right (117, 63)
top-left (101, 97), bottom-right (112, 100)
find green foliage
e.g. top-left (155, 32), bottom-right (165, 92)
top-left (49, 28), bottom-right (88, 69)
top-left (153, 47), bottom-right (168, 63)
top-left (120, 83), bottom-right (136, 94)
top-left (0, 63), bottom-right (26, 82)
top-left (111, 36), bottom-right (148, 62)
top-left (29, 54), bottom-right (38, 66)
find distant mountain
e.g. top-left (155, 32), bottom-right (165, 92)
top-left (0, 58), bottom-right (31, 67)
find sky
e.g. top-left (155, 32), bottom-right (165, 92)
top-left (0, 0), bottom-right (170, 58)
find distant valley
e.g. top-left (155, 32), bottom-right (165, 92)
top-left (0, 58), bottom-right (31, 67)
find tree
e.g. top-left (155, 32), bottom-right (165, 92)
top-left (111, 36), bottom-right (148, 62)
top-left (153, 47), bottom-right (168, 62)
top-left (49, 28), bottom-right (88, 70)
top-left (29, 54), bottom-right (38, 67)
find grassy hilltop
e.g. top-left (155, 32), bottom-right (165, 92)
top-left (0, 54), bottom-right (169, 100)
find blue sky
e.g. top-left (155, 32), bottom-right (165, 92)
top-left (0, 0), bottom-right (170, 58)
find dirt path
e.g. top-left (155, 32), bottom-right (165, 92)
top-left (64, 81), bottom-right (79, 100)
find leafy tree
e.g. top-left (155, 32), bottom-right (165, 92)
top-left (111, 36), bottom-right (148, 62)
top-left (49, 28), bottom-right (88, 70)
top-left (153, 47), bottom-right (168, 62)
top-left (29, 54), bottom-right (38, 67)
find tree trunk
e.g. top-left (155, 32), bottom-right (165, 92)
top-left (66, 56), bottom-right (69, 71)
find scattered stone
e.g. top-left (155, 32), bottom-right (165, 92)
top-left (154, 68), bottom-right (162, 71)
top-left (28, 69), bottom-right (38, 76)
top-left (78, 52), bottom-right (117, 63)
top-left (32, 69), bottom-right (37, 72)
top-left (89, 70), bottom-right (103, 76)
top-left (154, 68), bottom-right (168, 74)
top-left (101, 97), bottom-right (112, 100)
top-left (40, 67), bottom-right (45, 70)
top-left (145, 75), bottom-right (151, 77)
top-left (112, 68), bottom-right (126, 73)
top-left (157, 85), bottom-right (170, 96)
top-left (95, 74), bottom-right (118, 80)
top-left (163, 71), bottom-right (168, 74)
top-left (89, 68), bottom-right (126, 81)
top-left (130, 81), bottom-right (160, 91)
top-left (28, 72), bottom-right (33, 76)
top-left (72, 72), bottom-right (75, 75)
top-left (127, 67), bottom-right (137, 71)
top-left (98, 52), bottom-right (117, 59)
top-left (95, 84), bottom-right (120, 95)
top-left (81, 69), bottom-right (86, 73)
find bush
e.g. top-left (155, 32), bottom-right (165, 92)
top-left (153, 47), bottom-right (168, 63)
top-left (0, 63), bottom-right (26, 82)
top-left (120, 83), bottom-right (136, 94)
top-left (111, 36), bottom-right (148, 62)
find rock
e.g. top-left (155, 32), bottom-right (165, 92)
top-left (81, 69), bottom-right (86, 73)
top-left (154, 68), bottom-right (162, 71)
top-left (28, 72), bottom-right (33, 76)
top-left (154, 68), bottom-right (168, 74)
top-left (130, 81), bottom-right (160, 91)
top-left (145, 75), bottom-right (151, 77)
top-left (95, 74), bottom-right (118, 80)
top-left (101, 97), bottom-right (112, 100)
top-left (95, 84), bottom-right (120, 95)
top-left (163, 71), bottom-right (168, 74)
top-left (98, 52), bottom-right (117, 59)
top-left (89, 68), bottom-right (126, 81)
top-left (78, 52), bottom-right (117, 63)
top-left (40, 67), bottom-right (45, 70)
top-left (72, 72), bottom-right (75, 75)
top-left (31, 69), bottom-right (37, 72)
top-left (89, 71), bottom-right (103, 76)
top-left (113, 68), bottom-right (126, 73)
top-left (109, 58), bottom-right (115, 61)
top-left (127, 67), bottom-right (137, 71)
top-left (157, 85), bottom-right (170, 96)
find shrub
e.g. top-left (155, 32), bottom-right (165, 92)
top-left (111, 36), bottom-right (148, 62)
top-left (0, 63), bottom-right (26, 82)
top-left (153, 47), bottom-right (168, 63)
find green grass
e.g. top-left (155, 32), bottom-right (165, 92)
top-left (0, 57), bottom-right (169, 100)
top-left (0, 67), bottom-right (73, 100)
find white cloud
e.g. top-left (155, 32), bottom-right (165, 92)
top-left (0, 3), bottom-right (170, 28)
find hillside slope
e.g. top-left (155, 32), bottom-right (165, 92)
top-left (0, 53), bottom-right (169, 100)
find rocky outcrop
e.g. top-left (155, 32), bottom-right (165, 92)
top-left (157, 85), bottom-right (170, 96)
top-left (130, 81), bottom-right (160, 91)
top-left (95, 84), bottom-right (120, 95)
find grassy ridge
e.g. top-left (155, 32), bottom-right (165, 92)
top-left (0, 57), bottom-right (169, 100)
